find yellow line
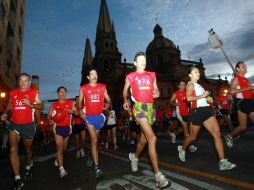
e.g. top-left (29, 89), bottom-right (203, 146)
top-left (111, 150), bottom-right (254, 190)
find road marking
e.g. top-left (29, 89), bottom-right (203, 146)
top-left (123, 171), bottom-right (189, 190)
top-left (103, 150), bottom-right (254, 190)
top-left (101, 151), bottom-right (222, 190)
top-left (33, 147), bottom-right (75, 162)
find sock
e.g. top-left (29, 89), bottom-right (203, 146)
top-left (15, 175), bottom-right (21, 180)
top-left (59, 166), bottom-right (64, 171)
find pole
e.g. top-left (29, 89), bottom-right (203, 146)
top-left (220, 46), bottom-right (235, 72)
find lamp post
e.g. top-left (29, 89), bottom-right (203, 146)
top-left (208, 28), bottom-right (234, 72)
top-left (0, 92), bottom-right (6, 98)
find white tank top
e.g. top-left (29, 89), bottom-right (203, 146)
top-left (189, 82), bottom-right (208, 109)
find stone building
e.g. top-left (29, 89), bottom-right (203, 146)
top-left (81, 0), bottom-right (229, 111)
top-left (0, 0), bottom-right (26, 111)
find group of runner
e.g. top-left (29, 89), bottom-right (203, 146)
top-left (1, 51), bottom-right (254, 189)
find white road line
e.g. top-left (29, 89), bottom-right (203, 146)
top-left (101, 151), bottom-right (223, 190)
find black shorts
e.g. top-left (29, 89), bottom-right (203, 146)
top-left (9, 121), bottom-right (36, 139)
top-left (129, 120), bottom-right (139, 133)
top-left (170, 117), bottom-right (178, 122)
top-left (220, 109), bottom-right (229, 115)
top-left (235, 99), bottom-right (254, 115)
top-left (72, 124), bottom-right (86, 135)
top-left (104, 124), bottom-right (116, 131)
top-left (189, 107), bottom-right (214, 126)
top-left (177, 115), bottom-right (189, 122)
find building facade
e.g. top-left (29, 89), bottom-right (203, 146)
top-left (81, 0), bottom-right (228, 111)
top-left (0, 0), bottom-right (26, 111)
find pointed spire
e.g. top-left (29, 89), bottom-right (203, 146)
top-left (111, 20), bottom-right (115, 33)
top-left (81, 37), bottom-right (93, 84)
top-left (83, 37), bottom-right (93, 66)
top-left (96, 0), bottom-right (112, 35)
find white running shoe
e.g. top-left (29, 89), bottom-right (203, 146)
top-left (59, 168), bottom-right (68, 178)
top-left (169, 132), bottom-right (176, 143)
top-left (155, 172), bottom-right (170, 188)
top-left (177, 146), bottom-right (186, 162)
top-left (54, 159), bottom-right (58, 167)
top-left (219, 159), bottom-right (236, 170)
top-left (189, 145), bottom-right (197, 152)
top-left (129, 153), bottom-right (138, 172)
top-left (225, 135), bottom-right (233, 148)
top-left (80, 148), bottom-right (85, 158)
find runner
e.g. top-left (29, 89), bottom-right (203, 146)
top-left (216, 90), bottom-right (233, 131)
top-left (48, 86), bottom-right (76, 178)
top-left (177, 67), bottom-right (236, 171)
top-left (123, 51), bottom-right (170, 188)
top-left (105, 105), bottom-right (118, 150)
top-left (73, 96), bottom-right (87, 158)
top-left (225, 61), bottom-right (254, 148)
top-left (78, 67), bottom-right (111, 179)
top-left (1, 73), bottom-right (43, 189)
top-left (169, 81), bottom-right (197, 152)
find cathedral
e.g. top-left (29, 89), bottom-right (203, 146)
top-left (81, 0), bottom-right (228, 111)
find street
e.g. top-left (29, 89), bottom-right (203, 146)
top-left (1, 127), bottom-right (254, 190)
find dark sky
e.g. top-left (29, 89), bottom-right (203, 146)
top-left (22, 0), bottom-right (254, 105)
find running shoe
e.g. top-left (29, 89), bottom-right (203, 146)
top-left (12, 179), bottom-right (24, 190)
top-left (24, 168), bottom-right (32, 182)
top-left (169, 132), bottom-right (176, 143)
top-left (54, 159), bottom-right (58, 167)
top-left (95, 167), bottom-right (103, 179)
top-left (80, 148), bottom-right (85, 158)
top-left (155, 172), bottom-right (171, 188)
top-left (219, 159), bottom-right (236, 170)
top-left (189, 145), bottom-right (197, 152)
top-left (225, 135), bottom-right (233, 148)
top-left (59, 168), bottom-right (68, 178)
top-left (177, 145), bottom-right (186, 162)
top-left (129, 153), bottom-right (138, 172)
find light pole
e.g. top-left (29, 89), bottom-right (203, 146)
top-left (208, 28), bottom-right (234, 72)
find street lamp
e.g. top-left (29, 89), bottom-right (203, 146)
top-left (208, 29), bottom-right (234, 72)
top-left (0, 92), bottom-right (6, 98)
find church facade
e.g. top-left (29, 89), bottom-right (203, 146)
top-left (81, 0), bottom-right (229, 111)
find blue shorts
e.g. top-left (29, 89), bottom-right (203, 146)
top-left (85, 114), bottom-right (105, 131)
top-left (55, 126), bottom-right (70, 138)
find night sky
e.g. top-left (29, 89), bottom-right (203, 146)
top-left (22, 0), bottom-right (254, 105)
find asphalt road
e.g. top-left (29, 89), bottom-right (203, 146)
top-left (1, 126), bottom-right (254, 190)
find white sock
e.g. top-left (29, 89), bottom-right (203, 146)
top-left (15, 175), bottom-right (21, 180)
top-left (59, 166), bottom-right (64, 171)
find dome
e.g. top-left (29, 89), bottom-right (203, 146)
top-left (146, 24), bottom-right (177, 53)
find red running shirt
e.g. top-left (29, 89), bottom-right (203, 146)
top-left (51, 100), bottom-right (73, 127)
top-left (126, 71), bottom-right (155, 103)
top-left (73, 104), bottom-right (83, 124)
top-left (81, 83), bottom-right (106, 115)
top-left (175, 90), bottom-right (189, 116)
top-left (10, 88), bottom-right (37, 124)
top-left (216, 95), bottom-right (229, 110)
top-left (235, 75), bottom-right (253, 99)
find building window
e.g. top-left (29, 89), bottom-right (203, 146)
top-left (19, 25), bottom-right (22, 41)
top-left (7, 59), bottom-right (12, 70)
top-left (10, 0), bottom-right (16, 12)
top-left (105, 42), bottom-right (109, 48)
top-left (110, 42), bottom-right (113, 49)
top-left (168, 88), bottom-right (172, 96)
